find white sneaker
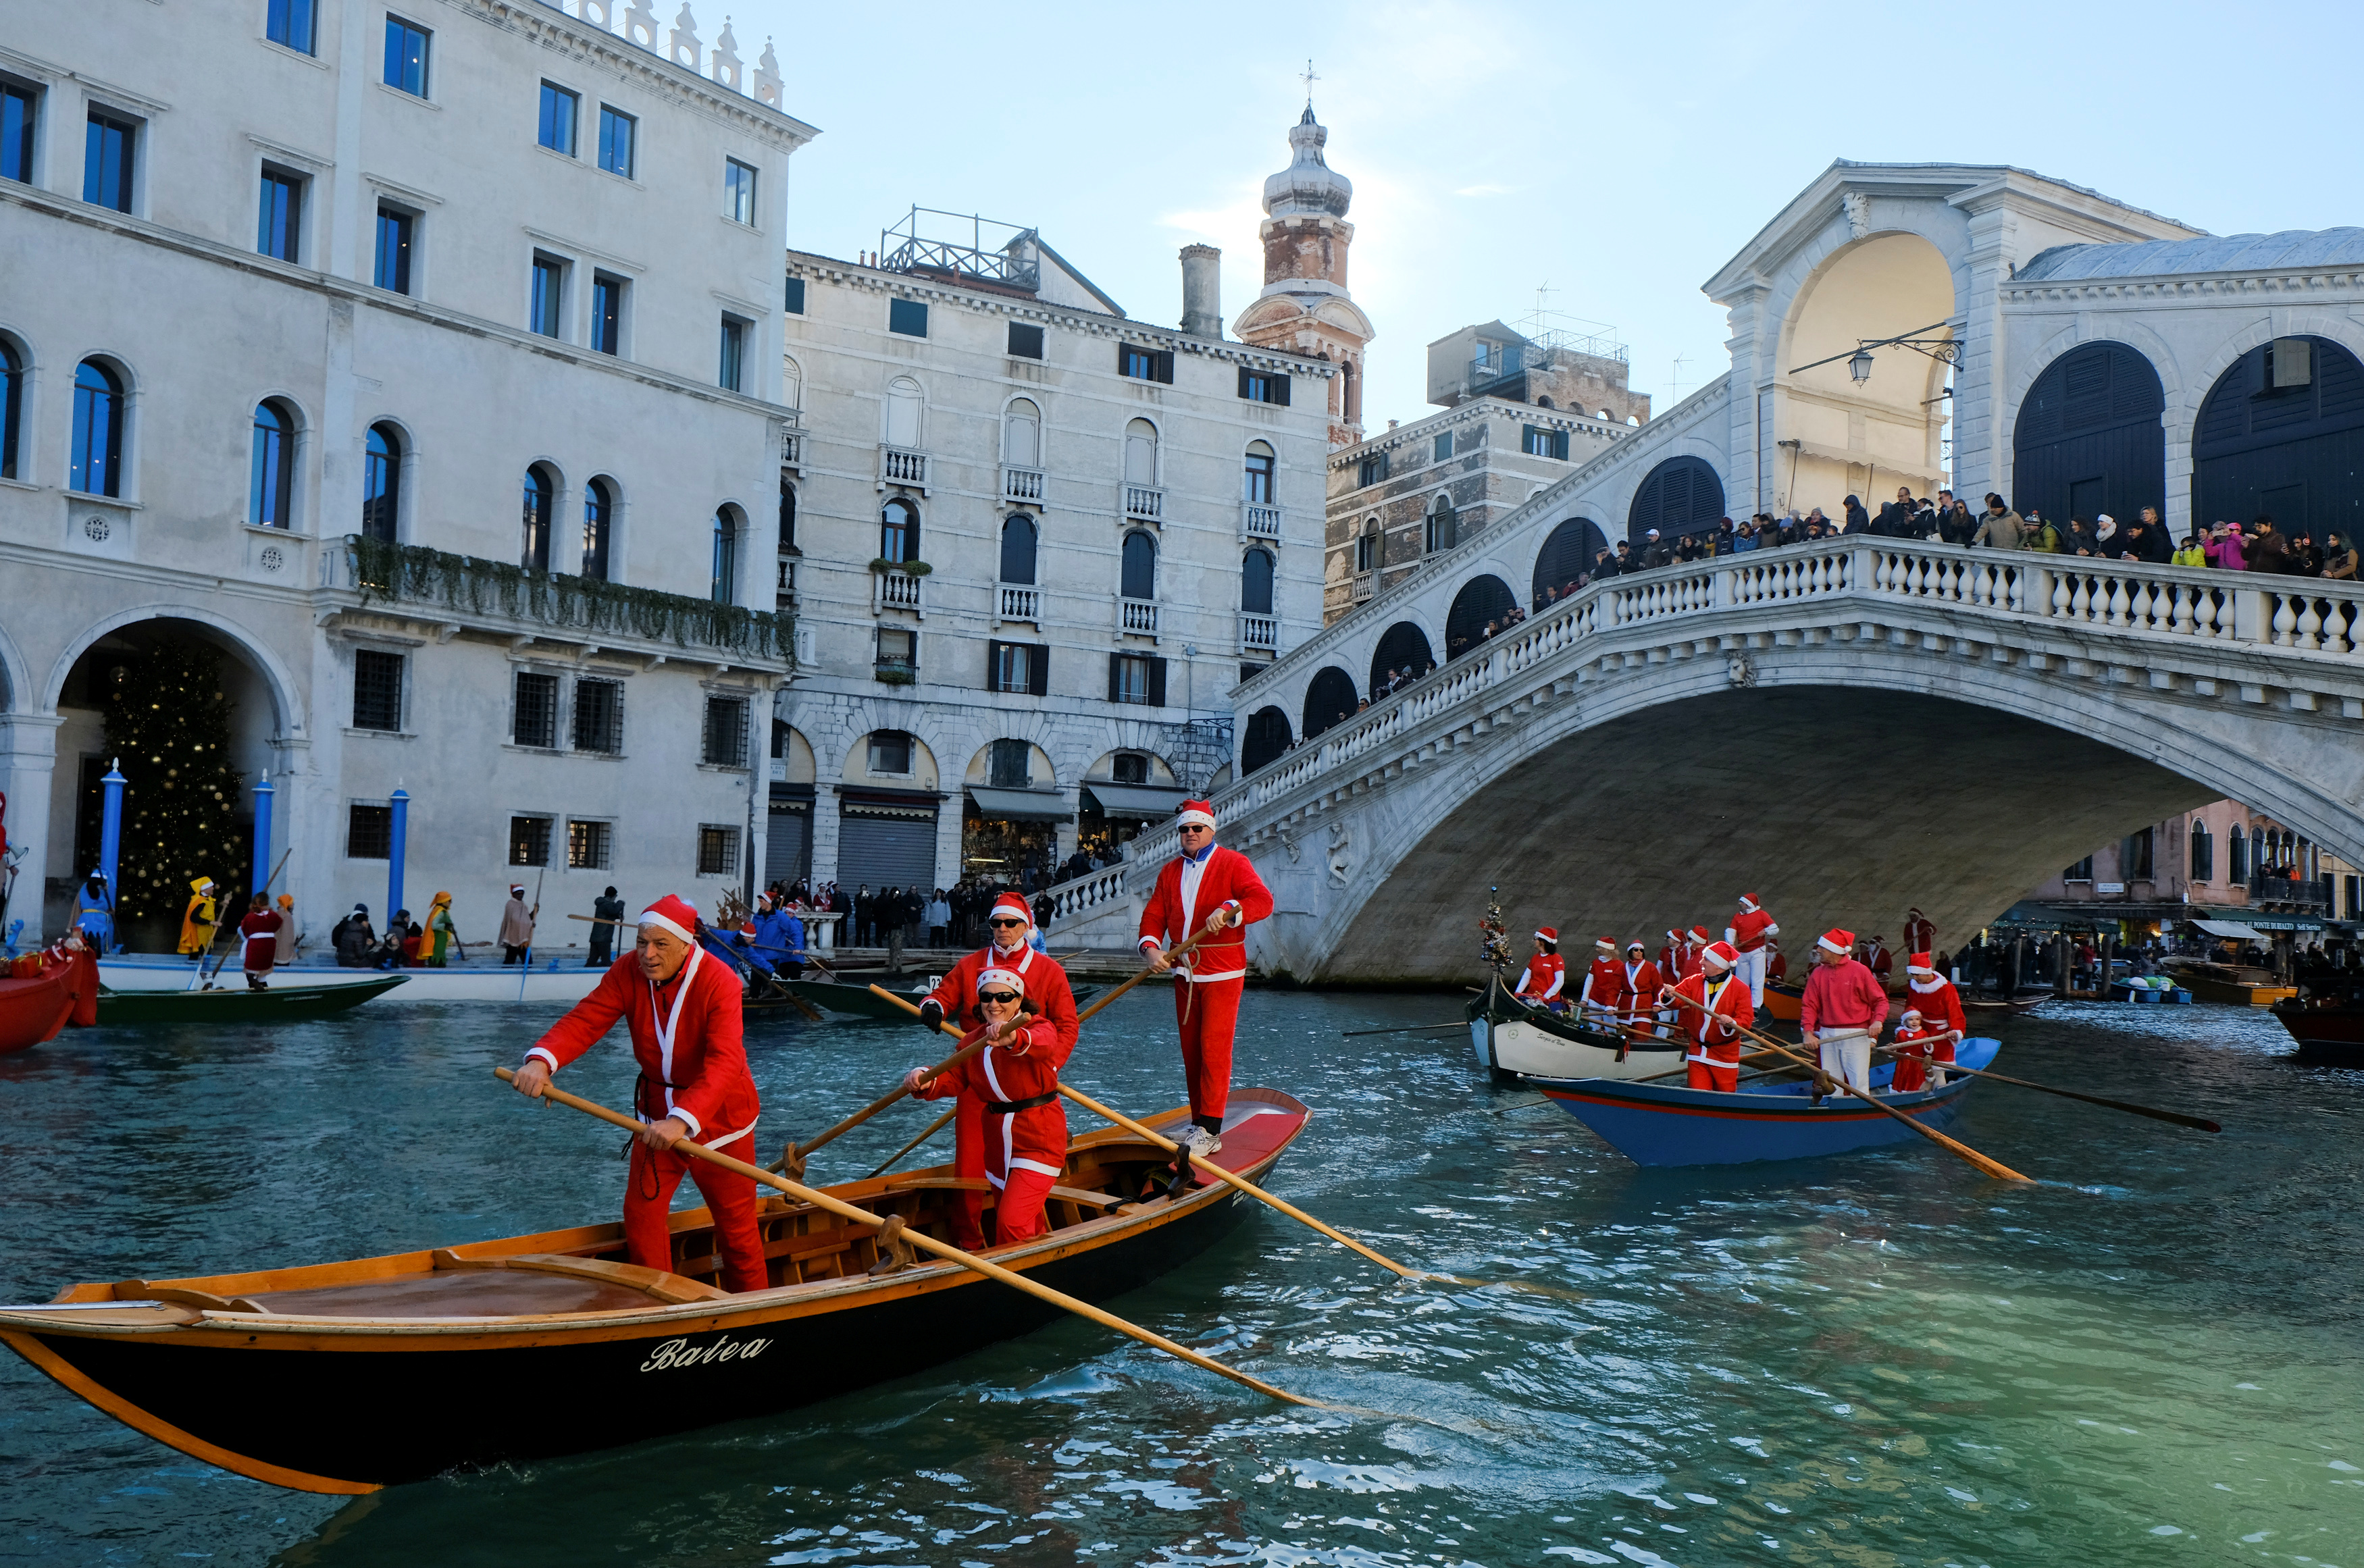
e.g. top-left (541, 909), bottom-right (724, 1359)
top-left (1175, 1124), bottom-right (1223, 1157)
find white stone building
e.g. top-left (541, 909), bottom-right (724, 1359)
top-left (771, 178), bottom-right (1333, 895)
top-left (0, 0), bottom-right (813, 944)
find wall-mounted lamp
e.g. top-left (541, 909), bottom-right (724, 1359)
top-left (1847, 348), bottom-right (1875, 384)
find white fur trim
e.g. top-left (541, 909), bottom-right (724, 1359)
top-left (1817, 933), bottom-right (1849, 955)
top-left (638, 906), bottom-right (696, 944)
top-left (1177, 807), bottom-right (1216, 829)
top-left (525, 1046), bottom-right (560, 1071)
top-left (977, 966), bottom-right (1025, 995)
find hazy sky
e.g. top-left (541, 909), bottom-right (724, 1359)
top-left (701, 0), bottom-right (2358, 428)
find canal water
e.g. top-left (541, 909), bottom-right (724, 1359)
top-left (3, 987), bottom-right (2361, 1566)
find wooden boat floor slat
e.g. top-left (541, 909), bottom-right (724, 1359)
top-left (246, 1272), bottom-right (660, 1319)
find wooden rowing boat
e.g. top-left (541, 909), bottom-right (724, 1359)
top-left (2163, 958), bottom-right (2296, 1007)
top-left (0, 956), bottom-right (78, 1054)
top-left (1963, 993), bottom-right (2051, 1015)
top-left (1463, 974), bottom-right (1680, 1081)
top-left (0, 1088), bottom-right (1309, 1494)
top-left (93, 975), bottom-right (409, 1026)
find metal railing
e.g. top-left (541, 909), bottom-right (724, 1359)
top-left (1123, 485), bottom-right (1162, 522)
top-left (1119, 597), bottom-right (1160, 636)
top-left (879, 207), bottom-right (1042, 291)
top-left (998, 584), bottom-right (1040, 622)
top-left (881, 446), bottom-right (927, 487)
top-left (875, 569), bottom-right (924, 613)
top-left (1003, 467), bottom-right (1044, 502)
top-left (1241, 502), bottom-right (1283, 540)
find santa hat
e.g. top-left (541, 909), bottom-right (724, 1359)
top-left (511, 884), bottom-right (525, 897)
top-left (1595, 937), bottom-right (1616, 955)
top-left (1689, 925), bottom-right (1712, 943)
top-left (989, 892), bottom-right (1033, 931)
top-left (1702, 940), bottom-right (1739, 973)
top-left (976, 965), bottom-right (1026, 997)
top-left (1535, 926), bottom-right (1559, 945)
top-left (1625, 939), bottom-right (1645, 953)
top-left (1901, 1007), bottom-right (1924, 1024)
top-left (1817, 927), bottom-right (1855, 956)
top-left (1739, 893), bottom-right (1760, 912)
top-left (1907, 952), bottom-right (1938, 976)
top-left (756, 890), bottom-right (774, 911)
top-left (1175, 800), bottom-right (1216, 831)
top-left (638, 894), bottom-right (700, 944)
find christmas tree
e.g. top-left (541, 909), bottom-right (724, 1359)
top-left (102, 639), bottom-right (250, 933)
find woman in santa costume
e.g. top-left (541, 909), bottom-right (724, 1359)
top-left (509, 894), bottom-right (769, 1292)
top-left (1726, 893), bottom-right (1779, 1006)
top-left (916, 892), bottom-right (1079, 1250)
top-left (1618, 939), bottom-right (1666, 1038)
top-left (1138, 800), bottom-right (1273, 1155)
top-left (1576, 937), bottom-right (1622, 1026)
top-left (1662, 939), bottom-right (1753, 1090)
top-left (1901, 951), bottom-right (1966, 1085)
top-left (906, 962), bottom-right (1073, 1246)
top-left (1512, 926), bottom-right (1568, 1012)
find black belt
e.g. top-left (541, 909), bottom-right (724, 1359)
top-left (983, 1091), bottom-right (1056, 1115)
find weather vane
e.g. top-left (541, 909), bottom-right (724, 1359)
top-left (1300, 58), bottom-right (1319, 107)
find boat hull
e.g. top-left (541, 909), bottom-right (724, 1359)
top-left (2271, 999), bottom-right (2364, 1061)
top-left (94, 976), bottom-right (408, 1026)
top-left (1464, 977), bottom-right (1680, 1081)
top-left (0, 962), bottom-right (77, 1053)
top-left (99, 958), bottom-right (598, 1003)
top-left (1537, 1038), bottom-right (2001, 1167)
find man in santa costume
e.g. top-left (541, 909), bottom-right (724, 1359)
top-left (1512, 927), bottom-right (1568, 1012)
top-left (1903, 906), bottom-right (1936, 961)
top-left (917, 891), bottom-right (1079, 1249)
top-left (1663, 939), bottom-right (1753, 1090)
top-left (1618, 939), bottom-right (1666, 1038)
top-left (1576, 937), bottom-right (1623, 1026)
top-left (906, 962), bottom-right (1073, 1246)
top-left (1799, 926), bottom-right (1888, 1091)
top-left (238, 893), bottom-right (284, 991)
top-left (1901, 951), bottom-right (1967, 1085)
top-left (509, 894), bottom-right (768, 1292)
top-left (1139, 800), bottom-right (1274, 1155)
top-left (1727, 893), bottom-right (1779, 1007)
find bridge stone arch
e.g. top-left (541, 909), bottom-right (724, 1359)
top-left (1531, 517), bottom-right (1607, 603)
top-left (1443, 574), bottom-right (1516, 661)
top-left (1301, 666), bottom-right (1358, 740)
top-left (2011, 340), bottom-right (2167, 531)
top-left (1368, 621), bottom-right (1435, 692)
top-left (2194, 334), bottom-right (2364, 542)
top-left (1999, 315), bottom-right (2188, 526)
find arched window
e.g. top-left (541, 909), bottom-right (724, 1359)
top-left (70, 359), bottom-right (125, 496)
top-left (2194, 335), bottom-right (2364, 537)
top-left (1355, 516), bottom-right (1379, 573)
top-left (1597, 408), bottom-right (1613, 422)
top-left (1241, 547), bottom-right (1274, 615)
top-left (582, 477), bottom-right (613, 581)
top-left (1341, 359), bottom-right (1358, 421)
top-left (2190, 819), bottom-right (2213, 883)
top-left (999, 513), bottom-right (1037, 584)
top-left (0, 338), bottom-right (24, 481)
top-left (2230, 825), bottom-right (2250, 883)
top-left (1243, 440), bottom-right (1275, 504)
top-left (1368, 622), bottom-right (1434, 693)
top-left (249, 400), bottom-right (296, 527)
top-left (1627, 455), bottom-right (1726, 548)
top-left (1002, 397), bottom-right (1041, 467)
top-left (1121, 529), bottom-right (1156, 600)
top-left (362, 423), bottom-right (401, 542)
top-left (782, 353), bottom-right (803, 413)
top-left (521, 463), bottom-right (556, 571)
top-left (711, 506), bottom-right (740, 603)
top-left (1445, 575), bottom-right (1516, 658)
top-left (777, 476), bottom-right (795, 552)
top-left (880, 497), bottom-right (919, 564)
top-left (1424, 493), bottom-right (1457, 555)
top-left (1532, 517), bottom-right (1607, 602)
top-left (1536, 396), bottom-right (1554, 409)
top-left (1242, 706), bottom-right (1292, 774)
top-left (1302, 667), bottom-right (1358, 739)
top-left (884, 375), bottom-right (923, 448)
top-left (1124, 417), bottom-right (1158, 487)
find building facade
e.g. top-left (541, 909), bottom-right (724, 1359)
top-left (2015, 800), bottom-right (2355, 939)
top-left (0, 0), bottom-right (811, 945)
top-left (1232, 106), bottom-right (1372, 451)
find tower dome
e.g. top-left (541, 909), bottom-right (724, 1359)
top-left (1262, 105), bottom-right (1353, 219)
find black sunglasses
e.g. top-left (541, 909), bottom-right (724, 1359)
top-left (989, 916), bottom-right (1026, 927)
top-left (979, 991), bottom-right (1020, 1005)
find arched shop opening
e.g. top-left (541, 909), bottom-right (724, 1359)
top-left (1075, 749), bottom-right (1185, 868)
top-left (962, 737), bottom-right (1065, 889)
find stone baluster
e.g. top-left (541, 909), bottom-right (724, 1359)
top-left (2326, 598), bottom-right (2355, 656)
top-left (2105, 576), bottom-right (2130, 629)
top-left (2296, 596), bottom-right (2323, 652)
top-left (2170, 583), bottom-right (2194, 635)
top-left (2271, 593), bottom-right (2299, 648)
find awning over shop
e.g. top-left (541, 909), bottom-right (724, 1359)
top-left (2187, 918), bottom-right (2269, 940)
top-left (966, 787), bottom-right (1073, 823)
top-left (1082, 783), bottom-right (1191, 820)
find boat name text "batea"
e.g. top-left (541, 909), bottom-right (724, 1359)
top-left (640, 1334), bottom-right (773, 1371)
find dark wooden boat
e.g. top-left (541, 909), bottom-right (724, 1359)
top-left (2163, 958), bottom-right (2296, 1007)
top-left (772, 974), bottom-right (1100, 1020)
top-left (2271, 989), bottom-right (2364, 1063)
top-left (1464, 974), bottom-right (1680, 1081)
top-left (93, 975), bottom-right (408, 1026)
top-left (1963, 993), bottom-right (2051, 1016)
top-left (0, 956), bottom-right (79, 1053)
top-left (0, 1088), bottom-right (1308, 1494)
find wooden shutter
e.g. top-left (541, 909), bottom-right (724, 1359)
top-left (1552, 429), bottom-right (1570, 460)
top-left (1117, 343), bottom-right (1134, 376)
top-left (1237, 367), bottom-right (1252, 399)
top-left (986, 640), bottom-right (1005, 692)
top-left (1028, 642), bottom-right (1049, 698)
top-left (1156, 350), bottom-right (1175, 385)
top-left (1147, 656), bottom-right (1167, 706)
top-left (1106, 651), bottom-right (1122, 702)
top-left (1273, 372), bottom-right (1289, 407)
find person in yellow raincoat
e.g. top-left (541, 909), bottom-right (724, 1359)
top-left (178, 877), bottom-right (220, 960)
top-left (426, 891), bottom-right (460, 966)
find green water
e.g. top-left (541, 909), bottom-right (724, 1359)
top-left (1, 991), bottom-right (2359, 1566)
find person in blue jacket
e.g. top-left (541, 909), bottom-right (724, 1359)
top-left (74, 871), bottom-right (116, 952)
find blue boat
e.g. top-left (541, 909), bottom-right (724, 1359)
top-left (1535, 1037), bottom-right (2002, 1167)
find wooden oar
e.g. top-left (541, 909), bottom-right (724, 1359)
top-left (1630, 1046), bottom-right (1787, 1084)
top-left (1341, 1022), bottom-right (1468, 1038)
top-left (1871, 1044), bottom-right (2221, 1132)
top-left (492, 1068), bottom-right (1333, 1411)
top-left (768, 1033), bottom-right (990, 1178)
top-left (865, 1105), bottom-right (958, 1179)
top-left (1663, 991), bottom-right (2032, 1182)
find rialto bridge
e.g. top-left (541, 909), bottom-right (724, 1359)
top-left (1045, 163), bottom-right (2364, 981)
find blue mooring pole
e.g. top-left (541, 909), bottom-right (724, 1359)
top-left (250, 773), bottom-right (274, 895)
top-left (97, 759), bottom-right (126, 896)
top-left (387, 786), bottom-right (410, 931)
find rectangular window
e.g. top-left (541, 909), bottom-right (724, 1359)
top-left (1111, 752), bottom-right (1148, 785)
top-left (868, 731), bottom-right (913, 774)
top-left (567, 818), bottom-right (612, 870)
top-left (1008, 322), bottom-right (1044, 359)
top-left (876, 625), bottom-right (915, 675)
top-left (989, 640), bottom-right (1048, 696)
top-left (783, 276), bottom-right (805, 315)
top-left (988, 737), bottom-right (1030, 789)
top-left (83, 111), bottom-right (134, 212)
top-left (696, 824), bottom-right (740, 877)
top-left (2190, 827), bottom-right (2213, 883)
top-left (1433, 432), bottom-right (1453, 463)
top-left (257, 167), bottom-right (303, 262)
top-left (1237, 367), bottom-right (1289, 405)
top-left (267, 0), bottom-right (317, 53)
top-left (889, 298), bottom-right (928, 338)
top-left (382, 16), bottom-right (430, 96)
top-left (702, 694), bottom-right (749, 767)
top-left (724, 157), bottom-right (757, 224)
top-left (2124, 827), bottom-right (2155, 881)
top-left (1108, 652), bottom-right (1165, 706)
top-left (1358, 452), bottom-right (1389, 488)
top-left (346, 803), bottom-right (392, 859)
top-left (1522, 425), bottom-right (1570, 460)
top-left (2064, 856), bottom-right (2093, 881)
top-left (509, 814), bottom-right (552, 868)
top-left (538, 82), bottom-right (578, 155)
top-left (1, 84), bottom-right (32, 185)
top-left (718, 315), bottom-right (747, 391)
top-left (513, 671), bottom-right (559, 748)
top-left (573, 678), bottom-right (623, 754)
top-left (1118, 344), bottom-right (1173, 383)
top-left (352, 649), bottom-right (403, 731)
top-left (374, 205), bottom-right (413, 293)
top-left (590, 272), bottom-right (624, 355)
top-left (597, 104), bottom-right (635, 176)
top-left (530, 255), bottom-right (565, 338)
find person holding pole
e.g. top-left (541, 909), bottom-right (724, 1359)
top-left (178, 877), bottom-right (221, 961)
top-left (588, 885), bottom-right (624, 967)
top-left (426, 891), bottom-right (460, 966)
top-left (509, 893), bottom-right (767, 1291)
top-left (1138, 800), bottom-right (1273, 1155)
top-left (1728, 893), bottom-right (1779, 1006)
top-left (904, 962), bottom-right (1075, 1246)
top-left (1512, 927), bottom-right (1567, 1012)
top-left (1902, 950), bottom-right (1968, 1086)
top-left (238, 893), bottom-right (284, 991)
top-left (498, 883), bottom-right (537, 964)
top-left (1663, 939), bottom-right (1751, 1090)
top-left (1800, 926), bottom-right (1888, 1090)
top-left (1577, 937), bottom-right (1622, 1026)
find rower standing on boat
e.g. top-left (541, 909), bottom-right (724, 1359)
top-left (1800, 927), bottom-right (1888, 1090)
top-left (1902, 951), bottom-right (1968, 1085)
top-left (178, 877), bottom-right (220, 962)
top-left (906, 962), bottom-right (1076, 1245)
top-left (509, 893), bottom-right (769, 1292)
top-left (918, 892), bottom-right (1080, 1250)
top-left (1664, 939), bottom-right (1752, 1089)
top-left (1139, 800), bottom-right (1273, 1155)
top-left (1512, 927), bottom-right (1568, 1012)
top-left (498, 884), bottom-right (537, 966)
top-left (588, 886), bottom-right (625, 968)
top-left (1578, 937), bottom-right (1622, 1026)
top-left (1620, 939), bottom-right (1666, 1038)
top-left (1728, 893), bottom-right (1778, 1007)
top-left (238, 894), bottom-right (284, 991)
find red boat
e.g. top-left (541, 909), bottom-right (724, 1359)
top-left (0, 952), bottom-right (80, 1054)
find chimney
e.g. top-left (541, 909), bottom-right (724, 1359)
top-left (1179, 244), bottom-right (1222, 338)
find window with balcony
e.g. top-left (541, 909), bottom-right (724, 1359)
top-left (1000, 513), bottom-right (1037, 584)
top-left (597, 104), bottom-right (634, 176)
top-left (538, 82), bottom-right (578, 155)
top-left (1121, 530), bottom-right (1156, 601)
top-left (1008, 322), bottom-right (1044, 359)
top-left (346, 802), bottom-right (392, 858)
top-left (382, 16), bottom-right (430, 96)
top-left (249, 400), bottom-right (295, 528)
top-left (1358, 452), bottom-right (1389, 489)
top-left (530, 255), bottom-right (566, 338)
top-left (1117, 344), bottom-right (1173, 383)
top-left (521, 464), bottom-right (555, 571)
top-left (257, 167), bottom-right (303, 262)
top-left (724, 157), bottom-right (757, 224)
top-left (1237, 367), bottom-right (1289, 404)
top-left (374, 205), bottom-right (414, 294)
top-left (267, 0), bottom-right (317, 53)
top-left (1002, 397), bottom-right (1040, 469)
top-left (988, 640), bottom-right (1047, 696)
top-left (1123, 418), bottom-right (1158, 488)
top-left (1, 84), bottom-right (34, 184)
top-left (573, 677), bottom-right (623, 754)
top-left (83, 110), bottom-right (135, 212)
top-left (880, 498), bottom-right (920, 564)
top-left (1108, 652), bottom-right (1165, 706)
top-left (70, 359), bottom-right (124, 496)
top-left (1242, 548), bottom-right (1274, 615)
top-left (702, 695), bottom-right (749, 768)
top-left (1355, 517), bottom-right (1379, 573)
top-left (889, 298), bottom-right (928, 338)
top-left (885, 375), bottom-right (923, 451)
top-left (711, 506), bottom-right (740, 602)
top-left (567, 818), bottom-right (612, 870)
top-left (509, 814), bottom-right (552, 867)
top-left (513, 671), bottom-right (559, 748)
top-left (1243, 441), bottom-right (1275, 505)
top-left (362, 422), bottom-right (401, 541)
top-left (352, 649), bottom-right (404, 731)
top-left (777, 478), bottom-right (796, 552)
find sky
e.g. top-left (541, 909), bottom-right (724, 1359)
top-left (706, 0), bottom-right (2361, 429)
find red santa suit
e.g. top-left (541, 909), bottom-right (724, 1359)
top-left (1513, 929), bottom-right (1567, 1010)
top-left (1618, 947), bottom-right (1665, 1035)
top-left (1669, 942), bottom-right (1753, 1091)
top-left (1728, 895), bottom-right (1780, 1005)
top-left (1887, 1010), bottom-right (1943, 1093)
top-left (1903, 909), bottom-right (1936, 959)
top-left (914, 964), bottom-right (1075, 1245)
top-left (525, 897), bottom-right (768, 1291)
top-left (1137, 805), bottom-right (1274, 1128)
top-left (1577, 939), bottom-right (1622, 1022)
top-left (1903, 953), bottom-right (1967, 1083)
top-left (239, 906), bottom-right (283, 985)
top-left (922, 895), bottom-right (1079, 1251)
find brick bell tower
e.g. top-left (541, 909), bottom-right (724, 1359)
top-left (1232, 100), bottom-right (1374, 449)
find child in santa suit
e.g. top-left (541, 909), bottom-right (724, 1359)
top-left (1901, 951), bottom-right (1966, 1084)
top-left (1512, 927), bottom-right (1568, 1011)
top-left (1887, 1007), bottom-right (1943, 1093)
top-left (907, 964), bottom-right (1073, 1246)
top-left (1665, 940), bottom-right (1753, 1090)
top-left (1577, 937), bottom-right (1623, 1026)
top-left (1138, 801), bottom-right (1273, 1155)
